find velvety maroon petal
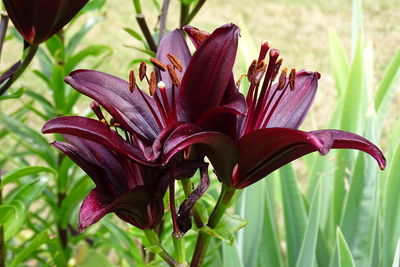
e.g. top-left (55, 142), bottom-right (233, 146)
top-left (178, 23), bottom-right (240, 122)
top-left (79, 187), bottom-right (113, 232)
top-left (311, 129), bottom-right (386, 169)
top-left (234, 128), bottom-right (324, 188)
top-left (156, 29), bottom-right (191, 100)
top-left (182, 25), bottom-right (210, 49)
top-left (263, 71), bottom-right (319, 129)
top-left (177, 163), bottom-right (210, 233)
top-left (42, 116), bottom-right (156, 166)
top-left (65, 70), bottom-right (160, 141)
top-left (163, 124), bottom-right (239, 186)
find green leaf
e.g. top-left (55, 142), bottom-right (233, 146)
top-left (0, 205), bottom-right (16, 225)
top-left (1, 166), bottom-right (56, 188)
top-left (65, 45), bottom-right (112, 74)
top-left (10, 231), bottom-right (49, 267)
top-left (236, 180), bottom-right (266, 267)
top-left (383, 142), bottom-right (400, 267)
top-left (336, 228), bottom-right (356, 267)
top-left (81, 0), bottom-right (106, 12)
top-left (66, 17), bottom-right (102, 56)
top-left (375, 50), bottom-right (400, 120)
top-left (123, 28), bottom-right (144, 42)
top-left (280, 164), bottom-right (307, 266)
top-left (328, 30), bottom-right (350, 96)
top-left (223, 244), bottom-right (243, 267)
top-left (52, 64), bottom-right (66, 112)
top-left (392, 240), bottom-right (400, 267)
top-left (202, 214), bottom-right (248, 245)
top-left (0, 88), bottom-right (25, 100)
top-left (45, 34), bottom-right (64, 61)
top-left (295, 182), bottom-right (321, 267)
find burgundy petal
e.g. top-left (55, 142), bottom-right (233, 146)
top-left (234, 128), bottom-right (324, 188)
top-left (156, 29), bottom-right (191, 100)
top-left (178, 23), bottom-right (240, 122)
top-left (79, 187), bottom-right (113, 232)
top-left (182, 25), bottom-right (210, 49)
top-left (163, 124), bottom-right (239, 186)
top-left (3, 0), bottom-right (88, 44)
top-left (65, 70), bottom-right (160, 141)
top-left (310, 129), bottom-right (386, 169)
top-left (42, 116), bottom-right (156, 166)
top-left (264, 71), bottom-right (319, 129)
top-left (177, 163), bottom-right (210, 233)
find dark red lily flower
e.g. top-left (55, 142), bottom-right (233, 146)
top-left (3, 0), bottom-right (88, 45)
top-left (42, 24), bottom-right (246, 166)
top-left (52, 134), bottom-right (199, 231)
top-left (163, 26), bottom-right (386, 189)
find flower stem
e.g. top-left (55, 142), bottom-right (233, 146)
top-left (173, 235), bottom-right (186, 265)
top-left (135, 14), bottom-right (157, 53)
top-left (180, 3), bottom-right (189, 27)
top-left (190, 185), bottom-right (236, 267)
top-left (159, 0), bottom-right (170, 43)
top-left (180, 179), bottom-right (204, 228)
top-left (144, 229), bottom-right (178, 267)
top-left (0, 174), bottom-right (4, 267)
top-left (132, 0), bottom-right (142, 13)
top-left (0, 44), bottom-right (38, 96)
top-left (181, 0), bottom-right (206, 27)
top-left (0, 13), bottom-right (9, 63)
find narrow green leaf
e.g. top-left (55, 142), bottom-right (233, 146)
top-left (1, 166), bottom-right (56, 188)
top-left (296, 182), bottom-right (321, 267)
top-left (0, 205), bottom-right (15, 225)
top-left (10, 231), bottom-right (49, 267)
top-left (383, 142), bottom-right (400, 267)
top-left (65, 45), bottom-right (112, 74)
top-left (392, 240), bottom-right (400, 267)
top-left (0, 88), bottom-right (25, 100)
top-left (52, 64), bottom-right (66, 112)
top-left (328, 30), bottom-right (350, 96)
top-left (66, 17), bottom-right (102, 56)
top-left (123, 28), bottom-right (144, 42)
top-left (280, 164), bottom-right (307, 267)
top-left (336, 228), bottom-right (356, 267)
top-left (223, 244), bottom-right (243, 267)
top-left (202, 214), bottom-right (248, 245)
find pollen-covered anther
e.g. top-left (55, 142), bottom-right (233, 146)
top-left (139, 62), bottom-right (147, 81)
top-left (277, 68), bottom-right (288, 90)
top-left (289, 69), bottom-right (296, 90)
top-left (167, 53), bottom-right (183, 72)
top-left (166, 64), bottom-right (181, 87)
top-left (129, 70), bottom-right (136, 92)
top-left (100, 119), bottom-right (106, 124)
top-left (150, 58), bottom-right (167, 71)
top-left (271, 58), bottom-right (283, 82)
top-left (149, 71), bottom-right (157, 96)
top-left (247, 60), bottom-right (258, 82)
top-left (252, 69), bottom-right (265, 85)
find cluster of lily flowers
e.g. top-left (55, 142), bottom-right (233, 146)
top-left (40, 23), bottom-right (386, 235)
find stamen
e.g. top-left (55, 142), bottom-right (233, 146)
top-left (110, 118), bottom-right (120, 127)
top-left (258, 41), bottom-right (270, 62)
top-left (271, 58), bottom-right (283, 82)
top-left (289, 69), bottom-right (296, 90)
top-left (167, 54), bottom-right (183, 72)
top-left (158, 80), bottom-right (173, 124)
top-left (90, 101), bottom-right (106, 122)
top-left (149, 71), bottom-right (157, 96)
top-left (101, 119), bottom-right (106, 124)
top-left (129, 70), bottom-right (136, 92)
top-left (167, 64), bottom-right (181, 87)
top-left (139, 62), bottom-right (147, 81)
top-left (236, 74), bottom-right (247, 87)
top-left (277, 68), bottom-right (288, 91)
top-left (150, 58), bottom-right (167, 72)
top-left (247, 60), bottom-right (258, 82)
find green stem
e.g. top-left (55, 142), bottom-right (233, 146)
top-left (0, 174), bottom-right (4, 267)
top-left (180, 3), bottom-right (189, 27)
top-left (0, 44), bottom-right (38, 96)
top-left (173, 235), bottom-right (186, 265)
top-left (0, 13), bottom-right (9, 63)
top-left (181, 0), bottom-right (206, 27)
top-left (135, 14), bottom-right (157, 53)
top-left (144, 229), bottom-right (178, 267)
top-left (181, 179), bottom-right (204, 228)
top-left (190, 185), bottom-right (236, 267)
top-left (132, 0), bottom-right (142, 13)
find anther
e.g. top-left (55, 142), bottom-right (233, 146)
top-left (110, 118), bottom-right (120, 127)
top-left (150, 58), bottom-right (167, 71)
top-left (277, 68), bottom-right (288, 90)
top-left (167, 54), bottom-right (183, 72)
top-left (289, 69), bottom-right (296, 90)
top-left (258, 41), bottom-right (270, 62)
top-left (247, 60), bottom-right (257, 82)
top-left (252, 70), bottom-right (265, 85)
top-left (90, 101), bottom-right (106, 122)
top-left (271, 58), bottom-right (283, 82)
top-left (149, 71), bottom-right (157, 96)
top-left (167, 64), bottom-right (181, 87)
top-left (129, 70), bottom-right (136, 92)
top-left (139, 62), bottom-right (147, 81)
top-left (236, 74), bottom-right (247, 87)
top-left (101, 119), bottom-right (106, 124)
